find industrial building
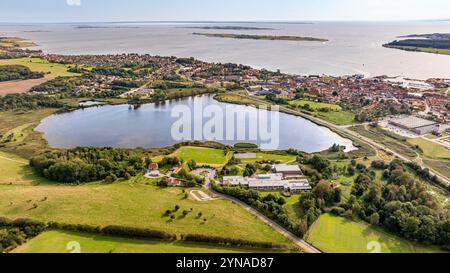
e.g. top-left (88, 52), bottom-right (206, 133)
top-left (221, 166), bottom-right (311, 193)
top-left (273, 164), bottom-right (304, 177)
top-left (388, 116), bottom-right (440, 135)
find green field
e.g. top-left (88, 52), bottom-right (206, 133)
top-left (314, 111), bottom-right (356, 126)
top-left (173, 146), bottom-right (233, 166)
top-left (0, 153), bottom-right (289, 245)
top-left (351, 125), bottom-right (418, 160)
top-left (289, 100), bottom-right (342, 111)
top-left (408, 138), bottom-right (450, 159)
top-left (307, 214), bottom-right (444, 253)
top-left (13, 230), bottom-right (283, 253)
top-left (238, 152), bottom-right (296, 164)
top-left (0, 151), bottom-right (49, 186)
top-left (387, 45), bottom-right (450, 56)
top-left (0, 58), bottom-right (80, 78)
top-left (0, 109), bottom-right (56, 158)
top-left (287, 99), bottom-right (355, 125)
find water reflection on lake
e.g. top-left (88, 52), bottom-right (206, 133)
top-left (36, 95), bottom-right (355, 153)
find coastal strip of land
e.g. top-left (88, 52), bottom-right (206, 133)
top-left (181, 26), bottom-right (274, 30)
top-left (193, 33), bottom-right (328, 42)
top-left (383, 33), bottom-right (450, 56)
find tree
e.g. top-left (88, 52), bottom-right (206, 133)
top-left (105, 174), bottom-right (117, 183)
top-left (243, 164), bottom-right (256, 177)
top-left (187, 160), bottom-right (197, 170)
top-left (347, 165), bottom-right (356, 176)
top-left (370, 213), bottom-right (380, 226)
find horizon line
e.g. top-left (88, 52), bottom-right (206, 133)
top-left (0, 19), bottom-right (449, 24)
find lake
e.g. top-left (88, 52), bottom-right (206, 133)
top-left (35, 96), bottom-right (355, 152)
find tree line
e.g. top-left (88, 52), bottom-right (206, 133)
top-left (30, 147), bottom-right (152, 183)
top-left (0, 93), bottom-right (66, 111)
top-left (0, 65), bottom-right (44, 82)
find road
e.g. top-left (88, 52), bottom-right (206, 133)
top-left (199, 169), bottom-right (321, 253)
top-left (242, 94), bottom-right (450, 186)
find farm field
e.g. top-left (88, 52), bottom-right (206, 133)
top-left (173, 146), bottom-right (233, 166)
top-left (0, 77), bottom-right (50, 95)
top-left (408, 137), bottom-right (450, 159)
top-left (0, 155), bottom-right (290, 245)
top-left (0, 58), bottom-right (80, 78)
top-left (306, 214), bottom-right (444, 253)
top-left (12, 230), bottom-right (285, 253)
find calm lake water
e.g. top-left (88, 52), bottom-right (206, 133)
top-left (35, 96), bottom-right (355, 152)
top-left (2, 21), bottom-right (450, 79)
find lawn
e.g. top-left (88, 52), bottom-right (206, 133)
top-left (407, 138), bottom-right (450, 159)
top-left (288, 99), bottom-right (342, 111)
top-left (0, 173), bottom-right (290, 245)
top-left (306, 214), bottom-right (444, 253)
top-left (12, 230), bottom-right (284, 253)
top-left (0, 58), bottom-right (80, 78)
top-left (173, 146), bottom-right (233, 166)
top-left (239, 152), bottom-right (296, 164)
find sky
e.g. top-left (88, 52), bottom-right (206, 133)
top-left (0, 0), bottom-right (450, 23)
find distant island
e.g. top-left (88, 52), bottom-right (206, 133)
top-left (181, 26), bottom-right (274, 30)
top-left (383, 33), bottom-right (450, 55)
top-left (192, 33), bottom-right (328, 42)
top-left (74, 25), bottom-right (140, 29)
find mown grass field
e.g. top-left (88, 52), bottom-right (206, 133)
top-left (0, 154), bottom-right (290, 245)
top-left (13, 230), bottom-right (285, 253)
top-left (0, 58), bottom-right (80, 78)
top-left (238, 152), bottom-right (296, 164)
top-left (306, 214), bottom-right (444, 253)
top-left (173, 146), bottom-right (233, 166)
top-left (408, 137), bottom-right (450, 160)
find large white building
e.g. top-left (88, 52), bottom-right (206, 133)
top-left (222, 169), bottom-right (311, 193)
top-left (273, 164), bottom-right (303, 177)
top-left (389, 116), bottom-right (439, 135)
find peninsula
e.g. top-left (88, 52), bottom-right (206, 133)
top-left (181, 26), bottom-right (274, 30)
top-left (383, 33), bottom-right (450, 55)
top-left (192, 32), bottom-right (328, 42)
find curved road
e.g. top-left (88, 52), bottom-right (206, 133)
top-left (201, 172), bottom-right (321, 253)
top-left (242, 93), bottom-right (450, 186)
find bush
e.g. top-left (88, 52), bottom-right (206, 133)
top-left (102, 225), bottom-right (176, 241)
top-left (181, 234), bottom-right (285, 249)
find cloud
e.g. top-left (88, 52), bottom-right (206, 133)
top-left (66, 0), bottom-right (81, 6)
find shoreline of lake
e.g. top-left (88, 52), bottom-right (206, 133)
top-left (35, 95), bottom-right (355, 153)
